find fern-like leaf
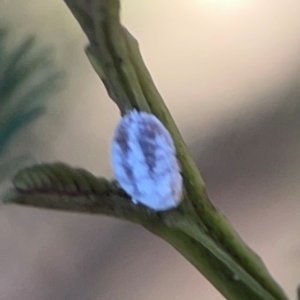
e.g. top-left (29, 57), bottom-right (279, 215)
top-left (13, 162), bottom-right (111, 195)
top-left (7, 163), bottom-right (158, 224)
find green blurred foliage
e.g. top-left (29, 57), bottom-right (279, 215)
top-left (0, 27), bottom-right (62, 183)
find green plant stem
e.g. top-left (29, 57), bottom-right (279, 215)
top-left (122, 23), bottom-right (287, 300)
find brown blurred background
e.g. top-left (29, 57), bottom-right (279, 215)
top-left (1, 0), bottom-right (300, 299)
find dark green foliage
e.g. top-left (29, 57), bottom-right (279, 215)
top-left (0, 26), bottom-right (62, 182)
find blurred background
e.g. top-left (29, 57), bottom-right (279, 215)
top-left (1, 0), bottom-right (300, 299)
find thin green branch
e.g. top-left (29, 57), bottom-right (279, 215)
top-left (122, 26), bottom-right (287, 300)
top-left (92, 0), bottom-right (151, 113)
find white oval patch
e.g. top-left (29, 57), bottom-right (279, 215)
top-left (111, 110), bottom-right (183, 211)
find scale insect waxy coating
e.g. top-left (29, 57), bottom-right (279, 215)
top-left (111, 110), bottom-right (183, 211)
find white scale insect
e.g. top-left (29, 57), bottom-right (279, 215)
top-left (111, 110), bottom-right (183, 211)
